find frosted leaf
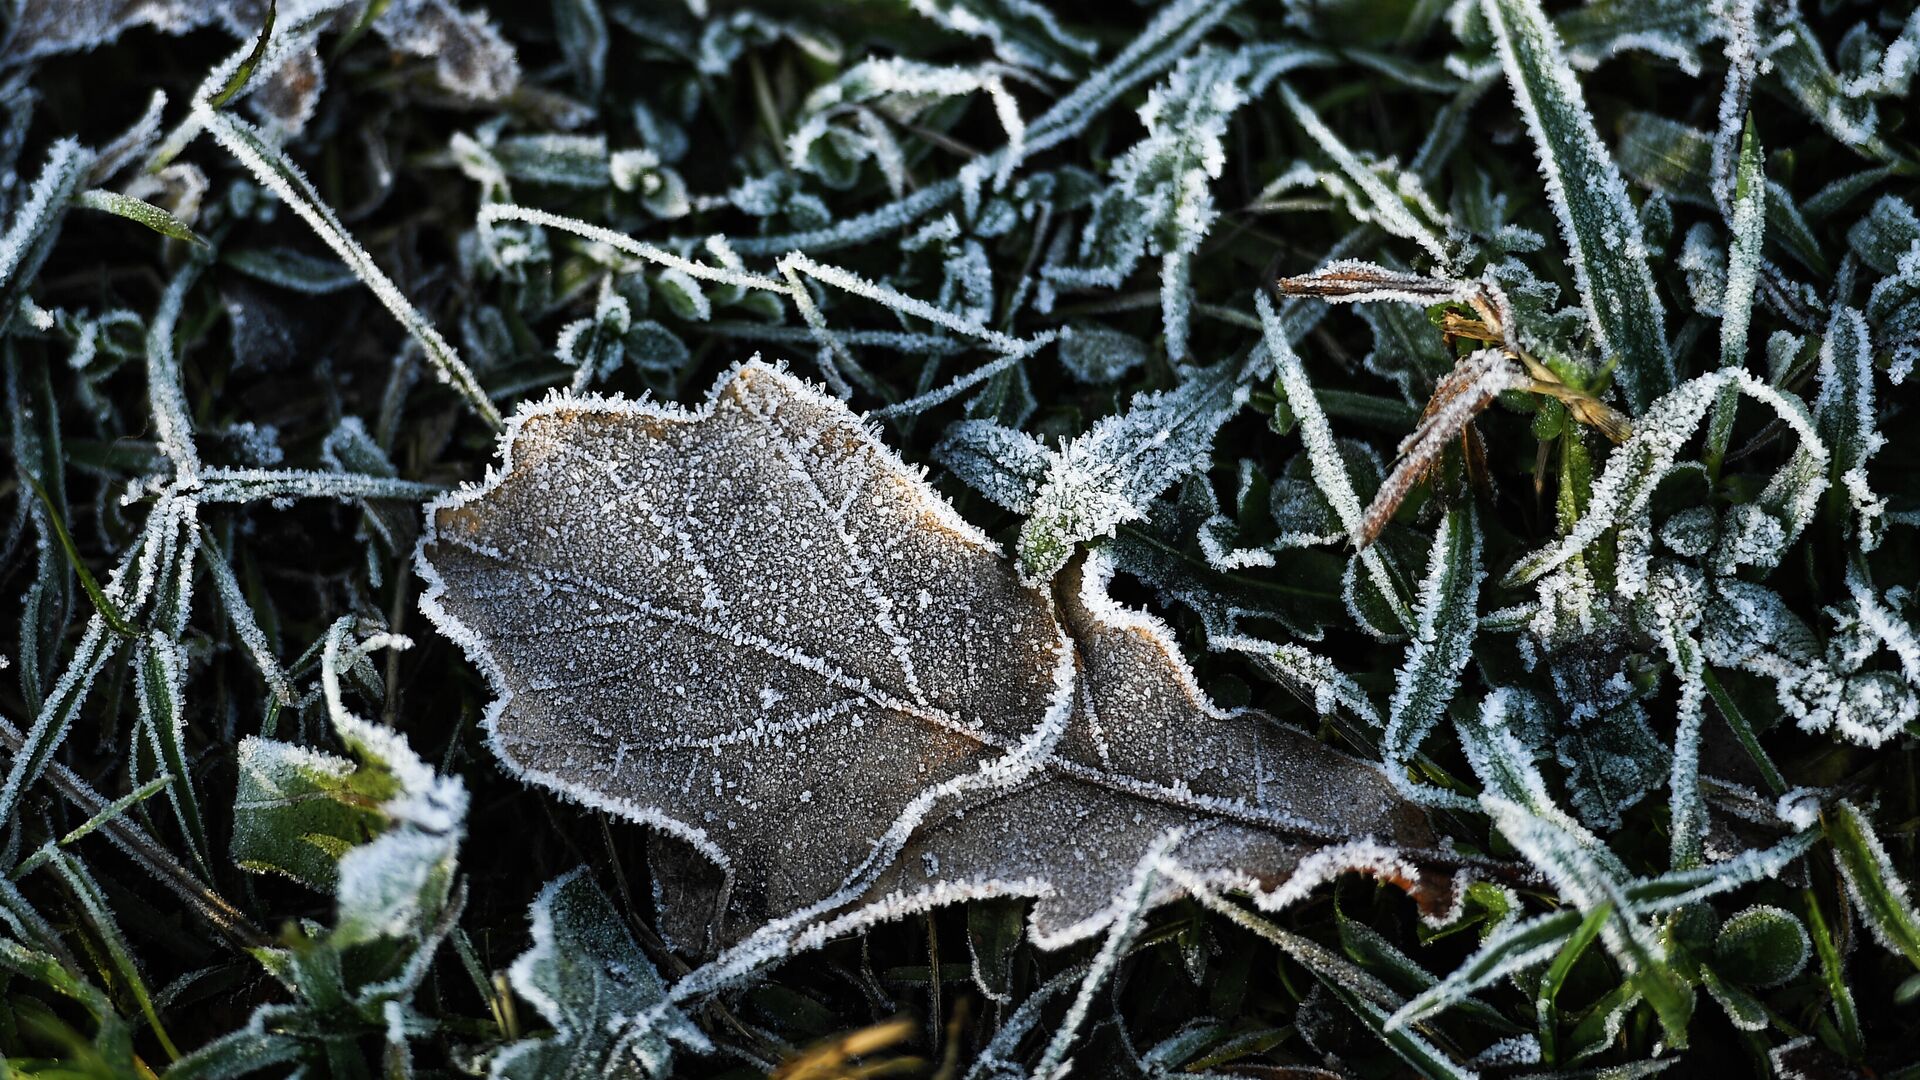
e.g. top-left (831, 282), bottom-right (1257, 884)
top-left (1812, 306), bottom-right (1885, 548)
top-left (1700, 578), bottom-right (1918, 749)
top-left (1216, 636), bottom-right (1381, 729)
top-left (0, 0), bottom-right (222, 64)
top-left (787, 59), bottom-right (1029, 195)
top-left (1017, 363), bottom-right (1247, 582)
top-left (1550, 664), bottom-right (1665, 831)
top-left (1383, 508), bottom-right (1484, 809)
top-left (1056, 323), bottom-right (1148, 385)
top-left (904, 0), bottom-right (1098, 79)
top-left (1638, 560), bottom-right (1712, 868)
top-left (1847, 195), bottom-right (1920, 275)
top-left (0, 139), bottom-right (92, 337)
top-left (1714, 905), bottom-right (1811, 989)
top-left (1866, 249), bottom-right (1920, 386)
top-left (418, 361), bottom-right (1445, 951)
top-left (491, 869), bottom-right (707, 1079)
top-left (231, 737), bottom-right (386, 891)
top-left (1827, 800), bottom-right (1920, 970)
top-left (1504, 369), bottom-right (1828, 593)
top-left (4, 0), bottom-right (516, 101)
top-left (1769, 11), bottom-right (1909, 157)
top-left (1483, 0), bottom-right (1672, 410)
top-left (1678, 223), bottom-right (1727, 316)
top-left (492, 135), bottom-right (612, 189)
top-left (315, 622), bottom-right (468, 950)
top-left (371, 0), bottom-right (519, 101)
top-left (1050, 47), bottom-right (1254, 361)
top-left (1363, 349), bottom-right (1529, 548)
top-left (1260, 292), bottom-right (1413, 634)
top-left (557, 280), bottom-right (631, 393)
top-left (1274, 260), bottom-right (1475, 308)
top-left (933, 420), bottom-right (1052, 514)
top-left (1555, 0), bottom-right (1718, 75)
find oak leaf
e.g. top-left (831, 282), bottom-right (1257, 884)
top-left (418, 362), bottom-right (1446, 951)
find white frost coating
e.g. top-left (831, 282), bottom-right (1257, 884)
top-left (1776, 787), bottom-right (1822, 832)
top-left (417, 359), bottom-right (1445, 990)
top-left (0, 139), bottom-right (92, 308)
top-left (1702, 578), bottom-right (1918, 749)
top-left (1277, 259), bottom-right (1476, 307)
top-left (1050, 47), bottom-right (1253, 361)
top-left (1829, 800), bottom-right (1920, 965)
top-left (1483, 797), bottom-right (1662, 977)
top-left (316, 620), bottom-right (469, 953)
top-left (483, 208), bottom-right (1055, 398)
top-left (786, 58), bottom-right (1029, 193)
top-left (1213, 635), bottom-right (1383, 728)
top-left (1813, 306), bottom-right (1885, 548)
top-left (1279, 85), bottom-right (1452, 265)
top-left (1034, 833), bottom-right (1176, 1079)
top-left (1719, 123), bottom-right (1765, 368)
top-left (1482, 0), bottom-right (1671, 410)
top-left (146, 261), bottom-right (205, 480)
top-left (722, 0), bottom-right (1245, 258)
top-left (934, 419), bottom-right (1052, 514)
top-left (1709, 0), bottom-right (1758, 217)
top-left (1259, 292), bottom-right (1413, 634)
top-left (495, 868), bottom-right (708, 1077)
top-left (904, 0), bottom-right (1097, 79)
top-left (1641, 563), bottom-right (1709, 869)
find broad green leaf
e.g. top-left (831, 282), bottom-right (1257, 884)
top-left (1714, 905), bottom-right (1810, 988)
top-left (231, 736), bottom-right (391, 892)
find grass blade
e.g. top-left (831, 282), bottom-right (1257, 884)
top-left (1482, 0), bottom-right (1671, 411)
top-left (197, 106), bottom-right (502, 429)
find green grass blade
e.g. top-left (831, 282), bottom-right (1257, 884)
top-left (196, 106), bottom-right (503, 430)
top-left (73, 189), bottom-right (205, 245)
top-left (206, 0), bottom-right (276, 108)
top-left (1827, 801), bottom-right (1920, 971)
top-left (21, 472), bottom-right (136, 638)
top-left (1482, 0), bottom-right (1671, 411)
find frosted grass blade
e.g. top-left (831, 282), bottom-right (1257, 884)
top-left (1483, 0), bottom-right (1670, 410)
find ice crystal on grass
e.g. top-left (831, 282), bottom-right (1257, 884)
top-left (419, 362), bottom-right (1446, 951)
top-left (1051, 48), bottom-right (1251, 362)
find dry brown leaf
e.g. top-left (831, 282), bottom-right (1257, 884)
top-left (418, 361), bottom-right (1448, 952)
